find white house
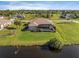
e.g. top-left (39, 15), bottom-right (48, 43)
top-left (0, 20), bottom-right (12, 30)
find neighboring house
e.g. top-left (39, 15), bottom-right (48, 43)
top-left (26, 18), bottom-right (56, 32)
top-left (0, 16), bottom-right (4, 19)
top-left (65, 14), bottom-right (72, 20)
top-left (13, 14), bottom-right (25, 19)
top-left (0, 20), bottom-right (12, 30)
top-left (61, 13), bottom-right (75, 20)
top-left (0, 15), bottom-right (16, 30)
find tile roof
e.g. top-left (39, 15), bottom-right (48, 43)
top-left (29, 18), bottom-right (54, 26)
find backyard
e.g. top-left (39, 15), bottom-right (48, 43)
top-left (0, 23), bottom-right (57, 46)
top-left (53, 19), bottom-right (79, 45)
top-left (0, 16), bottom-right (79, 47)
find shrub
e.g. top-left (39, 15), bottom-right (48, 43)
top-left (48, 38), bottom-right (64, 50)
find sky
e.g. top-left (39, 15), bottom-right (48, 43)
top-left (0, 1), bottom-right (79, 10)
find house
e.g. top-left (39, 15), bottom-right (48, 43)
top-left (26, 18), bottom-right (56, 32)
top-left (13, 14), bottom-right (25, 19)
top-left (0, 15), bottom-right (16, 30)
top-left (0, 16), bottom-right (4, 19)
top-left (65, 14), bottom-right (72, 20)
top-left (0, 20), bottom-right (12, 30)
top-left (60, 12), bottom-right (76, 19)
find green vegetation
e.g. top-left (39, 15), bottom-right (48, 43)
top-left (54, 20), bottom-right (79, 45)
top-left (50, 14), bottom-right (61, 20)
top-left (0, 22), bottom-right (57, 46)
top-left (0, 10), bottom-right (79, 49)
top-left (0, 30), bottom-right (57, 46)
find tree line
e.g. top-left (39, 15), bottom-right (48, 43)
top-left (0, 10), bottom-right (79, 19)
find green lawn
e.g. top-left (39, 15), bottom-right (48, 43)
top-left (0, 31), bottom-right (57, 46)
top-left (53, 20), bottom-right (79, 45)
top-left (15, 31), bottom-right (57, 46)
top-left (0, 18), bottom-right (79, 46)
top-left (0, 24), bottom-right (57, 46)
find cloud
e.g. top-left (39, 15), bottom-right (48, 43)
top-left (0, 1), bottom-right (53, 10)
top-left (0, 1), bottom-right (79, 10)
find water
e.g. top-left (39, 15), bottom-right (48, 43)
top-left (0, 45), bottom-right (79, 58)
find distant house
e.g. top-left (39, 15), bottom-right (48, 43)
top-left (61, 13), bottom-right (75, 20)
top-left (13, 14), bottom-right (25, 19)
top-left (0, 20), bottom-right (12, 30)
top-left (65, 14), bottom-right (72, 20)
top-left (26, 18), bottom-right (56, 32)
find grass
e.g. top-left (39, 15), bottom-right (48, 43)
top-left (50, 14), bottom-right (61, 20)
top-left (53, 20), bottom-right (79, 45)
top-left (15, 31), bottom-right (57, 46)
top-left (0, 23), bottom-right (57, 46)
top-left (0, 17), bottom-right (79, 47)
top-left (0, 31), bottom-right (57, 46)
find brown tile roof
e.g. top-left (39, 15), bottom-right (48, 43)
top-left (29, 18), bottom-right (54, 26)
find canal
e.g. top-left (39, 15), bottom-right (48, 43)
top-left (0, 45), bottom-right (79, 58)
